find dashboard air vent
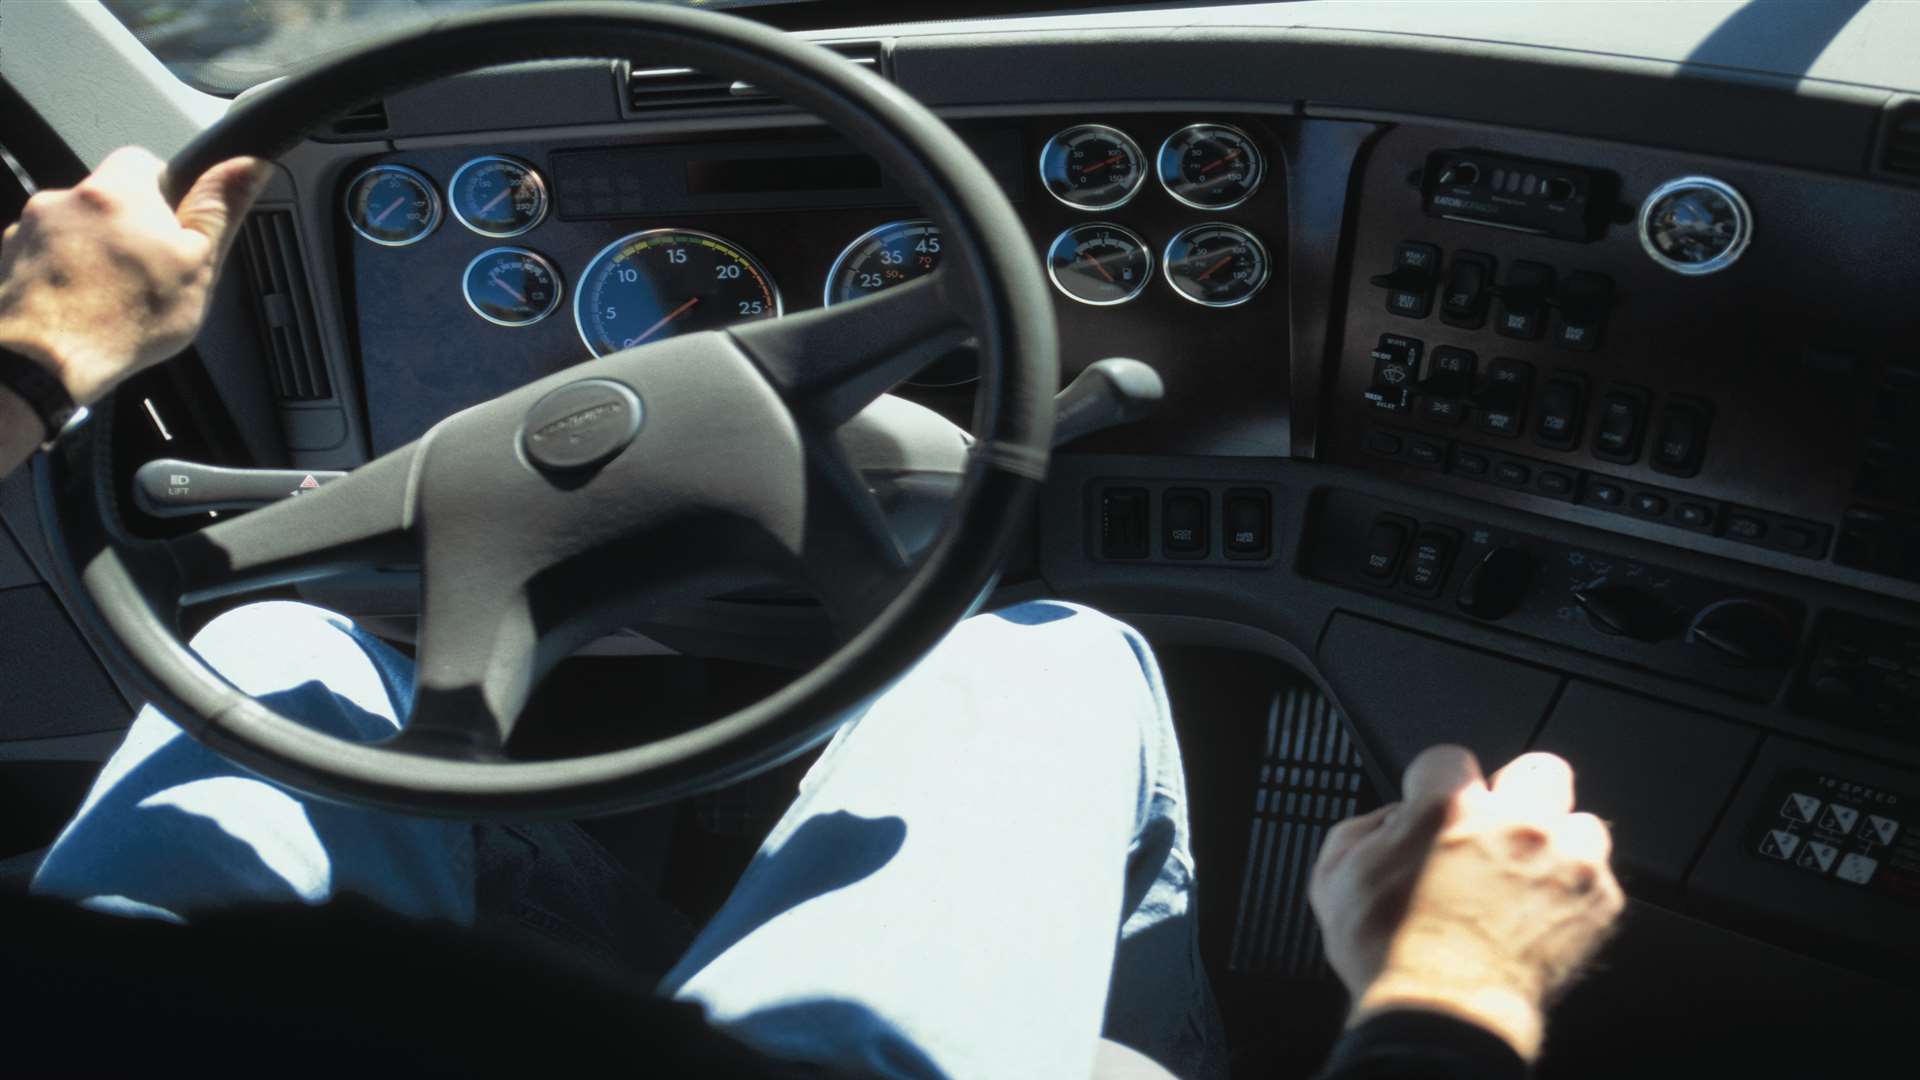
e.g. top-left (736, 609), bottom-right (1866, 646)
top-left (1879, 101), bottom-right (1920, 181)
top-left (239, 211), bottom-right (332, 402)
top-left (624, 40), bottom-right (885, 113)
top-left (330, 100), bottom-right (389, 136)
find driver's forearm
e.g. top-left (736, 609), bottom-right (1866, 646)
top-left (0, 381), bottom-right (45, 480)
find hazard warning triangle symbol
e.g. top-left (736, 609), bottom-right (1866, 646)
top-left (299, 474), bottom-right (320, 490)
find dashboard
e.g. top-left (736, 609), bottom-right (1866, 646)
top-left (12, 0), bottom-right (1915, 1030)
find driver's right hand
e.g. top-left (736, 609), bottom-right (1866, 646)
top-left (1308, 745), bottom-right (1625, 1062)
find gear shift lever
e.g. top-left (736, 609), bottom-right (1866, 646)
top-left (1051, 358), bottom-right (1164, 448)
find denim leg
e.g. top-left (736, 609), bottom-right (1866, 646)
top-left (663, 600), bottom-right (1226, 1080)
top-left (31, 601), bottom-right (474, 925)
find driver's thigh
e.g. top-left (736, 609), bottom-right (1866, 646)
top-left (31, 601), bottom-right (473, 925)
top-left (665, 599), bottom-right (1207, 1080)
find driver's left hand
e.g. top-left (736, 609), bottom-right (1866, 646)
top-left (0, 146), bottom-right (270, 405)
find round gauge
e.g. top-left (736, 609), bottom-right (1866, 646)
top-left (574, 229), bottom-right (780, 357)
top-left (1157, 123), bottom-right (1264, 209)
top-left (1045, 223), bottom-right (1153, 306)
top-left (449, 155), bottom-right (549, 238)
top-left (344, 164), bottom-right (440, 246)
top-left (1162, 223), bottom-right (1270, 307)
top-left (823, 219), bottom-right (943, 306)
top-left (462, 247), bottom-right (562, 327)
top-left (1638, 175), bottom-right (1752, 276)
top-left (1039, 124), bottom-right (1147, 211)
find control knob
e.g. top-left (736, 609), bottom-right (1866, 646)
top-left (1571, 581), bottom-right (1680, 643)
top-left (1687, 598), bottom-right (1796, 668)
top-left (1456, 546), bottom-right (1533, 621)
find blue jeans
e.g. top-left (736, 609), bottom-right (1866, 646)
top-left (32, 599), bottom-right (1225, 1080)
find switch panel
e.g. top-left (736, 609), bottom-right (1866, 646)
top-left (1091, 481), bottom-right (1278, 565)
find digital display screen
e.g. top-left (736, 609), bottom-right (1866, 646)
top-left (684, 153), bottom-right (883, 196)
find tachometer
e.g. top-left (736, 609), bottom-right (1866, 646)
top-left (824, 219), bottom-right (942, 306)
top-left (573, 229), bottom-right (780, 357)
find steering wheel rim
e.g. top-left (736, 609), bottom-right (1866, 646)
top-left (41, 2), bottom-right (1058, 818)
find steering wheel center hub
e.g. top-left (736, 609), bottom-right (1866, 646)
top-left (521, 378), bottom-right (644, 472)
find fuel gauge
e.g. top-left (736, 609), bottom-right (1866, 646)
top-left (345, 164), bottom-right (440, 246)
top-left (1046, 223), bottom-right (1152, 306)
top-left (450, 155), bottom-right (548, 237)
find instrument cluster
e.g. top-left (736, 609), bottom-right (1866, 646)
top-left (342, 119), bottom-right (1272, 386)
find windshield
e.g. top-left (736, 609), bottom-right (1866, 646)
top-left (104, 0), bottom-right (819, 96)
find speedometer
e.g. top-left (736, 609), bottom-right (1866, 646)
top-left (824, 220), bottom-right (942, 306)
top-left (573, 229), bottom-right (780, 357)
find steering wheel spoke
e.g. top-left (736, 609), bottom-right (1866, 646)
top-left (162, 446), bottom-right (418, 605)
top-left (399, 570), bottom-right (541, 756)
top-left (731, 272), bottom-right (971, 429)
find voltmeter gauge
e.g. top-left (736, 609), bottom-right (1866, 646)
top-left (449, 155), bottom-right (549, 238)
top-left (1046, 223), bottom-right (1153, 306)
top-left (1157, 123), bottom-right (1264, 209)
top-left (344, 164), bottom-right (440, 246)
top-left (824, 220), bottom-right (943, 306)
top-left (1039, 125), bottom-right (1147, 211)
top-left (1162, 223), bottom-right (1270, 307)
top-left (462, 247), bottom-right (562, 327)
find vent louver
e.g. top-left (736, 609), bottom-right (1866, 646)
top-left (330, 100), bottom-right (389, 136)
top-left (1880, 102), bottom-right (1920, 180)
top-left (624, 40), bottom-right (885, 113)
top-left (239, 212), bottom-right (332, 402)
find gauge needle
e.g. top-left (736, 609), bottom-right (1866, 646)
top-left (478, 187), bottom-right (512, 214)
top-left (1195, 254), bottom-right (1234, 281)
top-left (631, 297), bottom-right (700, 345)
top-left (1076, 153), bottom-right (1123, 175)
top-left (491, 274), bottom-right (527, 303)
top-left (369, 196), bottom-right (407, 225)
top-left (1199, 149), bottom-right (1243, 175)
top-left (1080, 253), bottom-right (1117, 283)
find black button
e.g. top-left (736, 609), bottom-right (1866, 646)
top-left (1401, 527), bottom-right (1460, 595)
top-left (1439, 253), bottom-right (1495, 329)
top-left (1162, 488), bottom-right (1209, 558)
top-left (1495, 261), bottom-right (1554, 340)
top-left (1494, 461), bottom-right (1532, 486)
top-left (1651, 399), bottom-right (1712, 477)
top-left (1535, 469), bottom-right (1576, 498)
top-left (1100, 487), bottom-right (1150, 559)
top-left (1452, 448), bottom-right (1492, 477)
top-left (1473, 359), bottom-right (1533, 438)
top-left (1779, 524), bottom-right (1819, 553)
top-left (1630, 491), bottom-right (1669, 518)
top-left (1726, 513), bottom-right (1768, 541)
top-left (1675, 502), bottom-right (1715, 529)
top-left (1533, 376), bottom-right (1586, 451)
top-left (1587, 480), bottom-right (1626, 507)
top-left (1592, 388), bottom-right (1647, 464)
top-left (1370, 242), bottom-right (1440, 319)
top-left (1408, 438), bottom-right (1446, 466)
top-left (1365, 334), bottom-right (1423, 414)
top-left (1223, 489), bottom-right (1271, 559)
top-left (1420, 396), bottom-right (1467, 425)
top-left (1554, 271), bottom-right (1612, 352)
top-left (1366, 430), bottom-right (1404, 456)
top-left (1362, 515), bottom-right (1412, 579)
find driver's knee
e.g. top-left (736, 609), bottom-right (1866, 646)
top-left (187, 601), bottom-right (401, 726)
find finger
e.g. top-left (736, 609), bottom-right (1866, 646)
top-left (87, 146), bottom-right (168, 192)
top-left (1317, 802), bottom-right (1398, 873)
top-left (1400, 744), bottom-right (1485, 809)
top-left (1552, 811), bottom-right (1613, 864)
top-left (176, 157), bottom-right (273, 256)
top-left (1490, 752), bottom-right (1576, 818)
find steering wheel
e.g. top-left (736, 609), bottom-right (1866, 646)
top-left (41, 2), bottom-right (1057, 818)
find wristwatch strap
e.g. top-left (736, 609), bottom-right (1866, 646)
top-left (0, 344), bottom-right (86, 448)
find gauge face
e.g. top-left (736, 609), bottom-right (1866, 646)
top-left (1039, 125), bottom-right (1147, 211)
top-left (1158, 124), bottom-right (1264, 209)
top-left (344, 164), bottom-right (440, 246)
top-left (574, 229), bottom-right (780, 357)
top-left (1638, 176), bottom-right (1751, 276)
top-left (449, 156), bottom-right (548, 238)
top-left (824, 220), bottom-right (942, 306)
top-left (1046, 223), bottom-right (1153, 306)
top-left (463, 247), bottom-right (562, 327)
top-left (1162, 223), bottom-right (1270, 307)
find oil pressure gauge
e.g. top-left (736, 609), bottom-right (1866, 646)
top-left (344, 164), bottom-right (440, 246)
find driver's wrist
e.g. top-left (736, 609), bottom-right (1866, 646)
top-left (0, 321), bottom-right (105, 405)
top-left (1353, 970), bottom-right (1546, 1062)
